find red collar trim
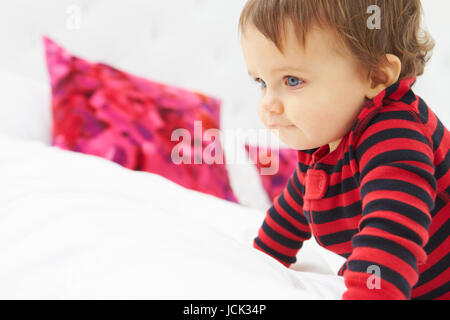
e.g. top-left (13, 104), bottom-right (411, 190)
top-left (352, 76), bottom-right (418, 137)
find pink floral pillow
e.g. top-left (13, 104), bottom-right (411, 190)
top-left (245, 144), bottom-right (298, 202)
top-left (44, 36), bottom-right (237, 202)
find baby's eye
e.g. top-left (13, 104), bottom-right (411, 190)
top-left (254, 78), bottom-right (267, 89)
top-left (285, 76), bottom-right (303, 87)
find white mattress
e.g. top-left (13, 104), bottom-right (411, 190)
top-left (0, 134), bottom-right (346, 299)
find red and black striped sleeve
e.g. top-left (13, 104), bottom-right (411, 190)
top-left (343, 109), bottom-right (437, 300)
top-left (253, 166), bottom-right (312, 267)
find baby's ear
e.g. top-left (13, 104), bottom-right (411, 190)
top-left (365, 54), bottom-right (402, 99)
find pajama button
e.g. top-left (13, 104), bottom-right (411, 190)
top-left (304, 169), bottom-right (328, 200)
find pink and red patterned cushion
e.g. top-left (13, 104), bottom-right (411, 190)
top-left (44, 36), bottom-right (237, 202)
top-left (245, 144), bottom-right (298, 202)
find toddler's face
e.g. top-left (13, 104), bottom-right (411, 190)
top-left (241, 22), bottom-right (369, 152)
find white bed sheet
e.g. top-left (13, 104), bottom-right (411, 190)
top-left (0, 134), bottom-right (345, 299)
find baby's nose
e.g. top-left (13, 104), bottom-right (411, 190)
top-left (262, 97), bottom-right (284, 115)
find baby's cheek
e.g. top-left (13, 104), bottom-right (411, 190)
top-left (288, 107), bottom-right (309, 128)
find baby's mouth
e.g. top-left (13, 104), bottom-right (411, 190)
top-left (267, 123), bottom-right (296, 129)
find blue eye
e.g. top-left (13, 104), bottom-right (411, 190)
top-left (255, 78), bottom-right (267, 89)
top-left (286, 76), bottom-right (302, 87)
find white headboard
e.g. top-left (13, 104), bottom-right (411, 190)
top-left (0, 0), bottom-right (448, 129)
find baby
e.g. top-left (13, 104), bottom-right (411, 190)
top-left (239, 0), bottom-right (449, 300)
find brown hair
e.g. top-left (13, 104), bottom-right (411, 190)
top-left (238, 0), bottom-right (435, 79)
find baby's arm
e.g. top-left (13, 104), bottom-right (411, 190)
top-left (253, 167), bottom-right (312, 267)
top-left (343, 112), bottom-right (436, 300)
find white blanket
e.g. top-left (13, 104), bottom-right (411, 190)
top-left (0, 134), bottom-right (345, 299)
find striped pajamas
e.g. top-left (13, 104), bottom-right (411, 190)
top-left (254, 77), bottom-right (449, 300)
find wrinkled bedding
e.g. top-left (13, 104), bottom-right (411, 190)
top-left (0, 134), bottom-right (345, 299)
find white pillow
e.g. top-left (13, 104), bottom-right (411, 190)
top-left (0, 72), bottom-right (51, 144)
